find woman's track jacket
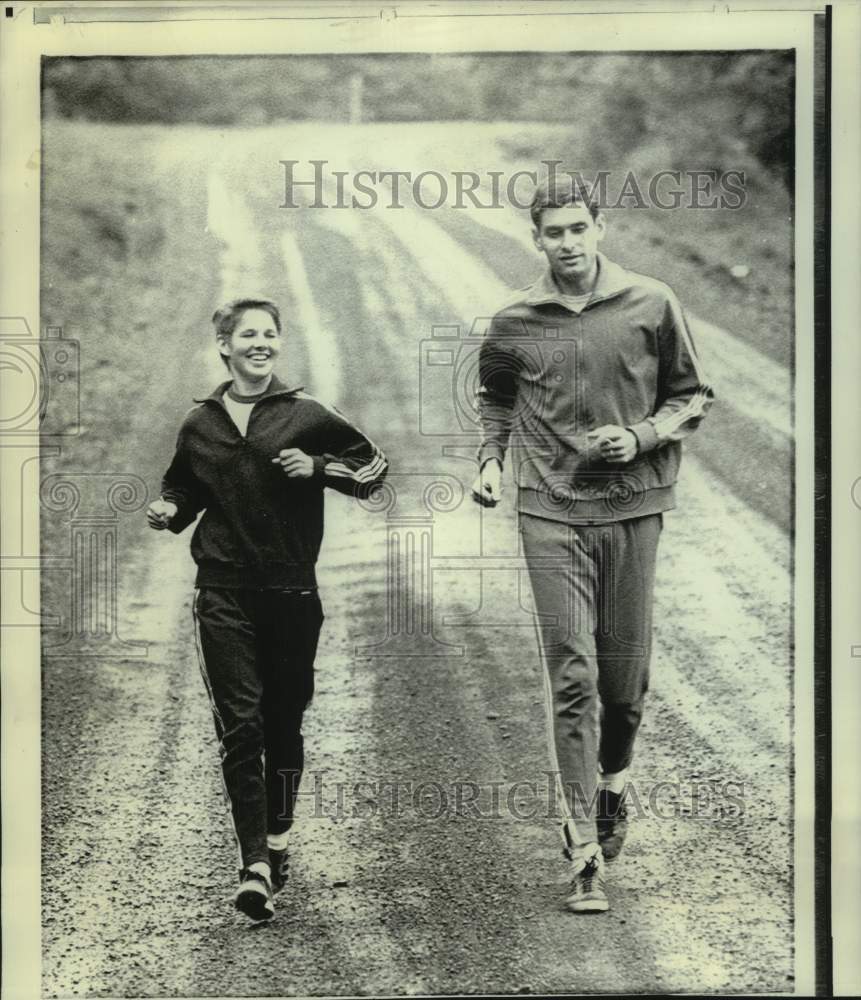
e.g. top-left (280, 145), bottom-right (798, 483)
top-left (160, 374), bottom-right (388, 589)
top-left (476, 253), bottom-right (714, 523)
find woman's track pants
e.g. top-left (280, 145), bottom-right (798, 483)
top-left (192, 587), bottom-right (324, 869)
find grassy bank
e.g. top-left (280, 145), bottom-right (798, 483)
top-left (39, 121), bottom-right (223, 651)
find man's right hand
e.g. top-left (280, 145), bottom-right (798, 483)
top-left (146, 498), bottom-right (178, 531)
top-left (471, 459), bottom-right (503, 508)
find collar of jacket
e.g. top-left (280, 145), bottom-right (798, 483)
top-left (524, 252), bottom-right (633, 310)
top-left (194, 372), bottom-right (304, 406)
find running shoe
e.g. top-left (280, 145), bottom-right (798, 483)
top-left (235, 868), bottom-right (275, 922)
top-left (565, 847), bottom-right (609, 914)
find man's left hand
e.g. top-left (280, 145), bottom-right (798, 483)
top-left (589, 425), bottom-right (639, 464)
top-left (272, 448), bottom-right (315, 478)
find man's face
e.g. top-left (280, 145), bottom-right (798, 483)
top-left (218, 308), bottom-right (282, 381)
top-left (533, 204), bottom-right (606, 284)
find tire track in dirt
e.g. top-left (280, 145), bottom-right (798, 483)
top-left (279, 229), bottom-right (343, 405)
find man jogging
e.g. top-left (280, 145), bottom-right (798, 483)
top-left (147, 297), bottom-right (387, 922)
top-left (472, 181), bottom-right (713, 912)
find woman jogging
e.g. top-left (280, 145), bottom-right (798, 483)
top-left (147, 297), bottom-right (388, 922)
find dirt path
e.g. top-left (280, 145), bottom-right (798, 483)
top-left (41, 123), bottom-right (794, 996)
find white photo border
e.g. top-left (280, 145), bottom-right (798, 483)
top-left (0, 2), bottom-right (850, 996)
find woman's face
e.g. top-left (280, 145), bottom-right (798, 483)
top-left (219, 308), bottom-right (282, 382)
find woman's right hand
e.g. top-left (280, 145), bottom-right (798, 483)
top-left (146, 498), bottom-right (178, 530)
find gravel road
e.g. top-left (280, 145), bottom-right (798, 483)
top-left (41, 123), bottom-right (795, 996)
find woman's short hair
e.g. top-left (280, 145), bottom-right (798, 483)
top-left (212, 297), bottom-right (282, 340)
top-left (529, 179), bottom-right (600, 228)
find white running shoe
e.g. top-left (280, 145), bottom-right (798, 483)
top-left (235, 868), bottom-right (275, 922)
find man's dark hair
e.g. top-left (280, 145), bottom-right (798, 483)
top-left (529, 179), bottom-right (600, 228)
top-left (212, 297), bottom-right (281, 367)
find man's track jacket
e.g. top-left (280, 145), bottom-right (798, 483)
top-left (160, 375), bottom-right (388, 589)
top-left (476, 253), bottom-right (714, 523)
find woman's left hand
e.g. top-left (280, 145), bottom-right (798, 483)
top-left (271, 447), bottom-right (315, 478)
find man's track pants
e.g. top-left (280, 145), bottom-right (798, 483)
top-left (520, 511), bottom-right (662, 847)
top-left (192, 587), bottom-right (324, 869)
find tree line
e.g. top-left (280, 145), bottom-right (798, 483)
top-left (43, 52), bottom-right (793, 186)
